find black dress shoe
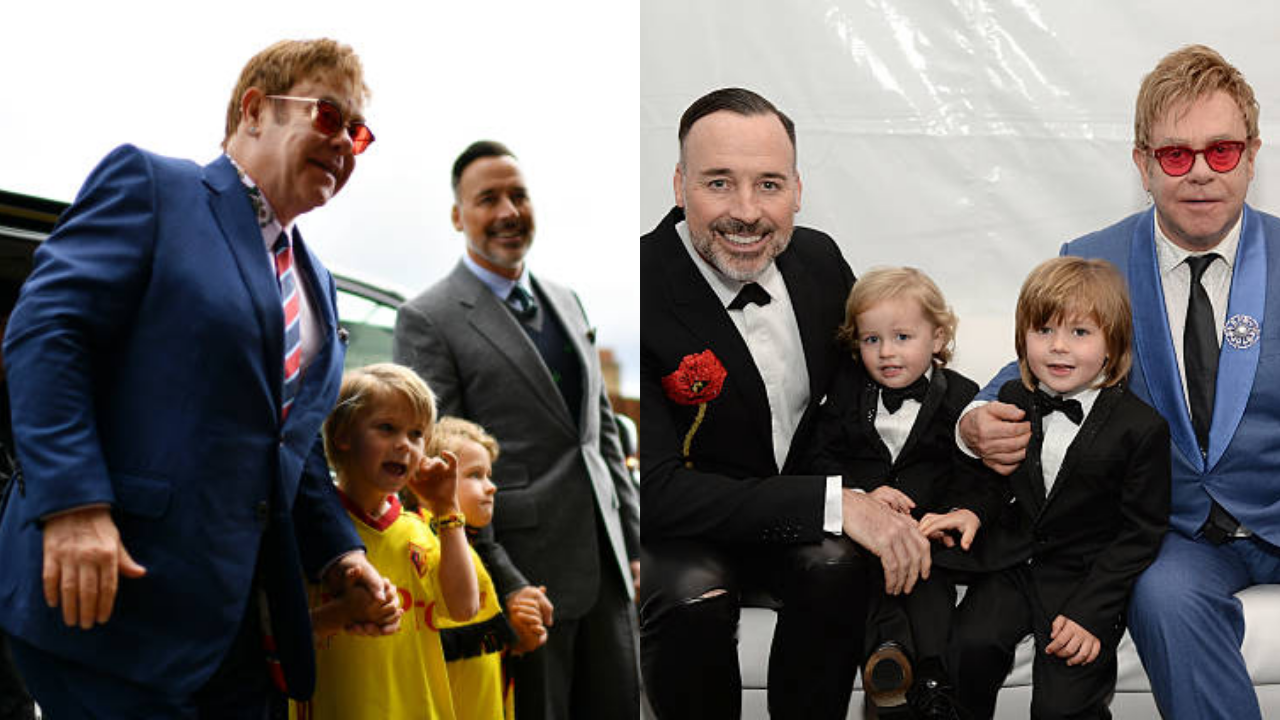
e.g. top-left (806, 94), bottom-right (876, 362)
top-left (906, 675), bottom-right (968, 720)
top-left (864, 641), bottom-right (912, 708)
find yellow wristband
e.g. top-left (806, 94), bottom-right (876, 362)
top-left (431, 512), bottom-right (466, 532)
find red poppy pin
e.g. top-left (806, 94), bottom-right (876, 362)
top-left (661, 350), bottom-right (728, 466)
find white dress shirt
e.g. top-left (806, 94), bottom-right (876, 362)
top-left (875, 367), bottom-right (933, 463)
top-left (1152, 213), bottom-right (1238, 415)
top-left (1037, 384), bottom-right (1101, 496)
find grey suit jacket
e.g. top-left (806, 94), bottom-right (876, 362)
top-left (393, 260), bottom-right (639, 619)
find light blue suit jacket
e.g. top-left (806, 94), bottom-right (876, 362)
top-left (0, 145), bottom-right (358, 698)
top-left (981, 205), bottom-right (1280, 546)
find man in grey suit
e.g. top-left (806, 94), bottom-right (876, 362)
top-left (393, 140), bottom-right (641, 719)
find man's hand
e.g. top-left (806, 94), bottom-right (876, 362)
top-left (868, 485), bottom-right (916, 515)
top-left (918, 509), bottom-right (981, 550)
top-left (325, 552), bottom-right (399, 636)
top-left (959, 401), bottom-right (1030, 475)
top-left (1045, 614), bottom-right (1101, 666)
top-left (408, 450), bottom-right (460, 516)
top-left (630, 559), bottom-right (640, 600)
top-left (336, 566), bottom-right (403, 634)
top-left (504, 586), bottom-right (550, 653)
top-left (507, 585), bottom-right (553, 654)
top-left (840, 490), bottom-right (930, 596)
top-left (42, 506), bottom-right (147, 629)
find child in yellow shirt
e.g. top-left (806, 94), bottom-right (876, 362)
top-left (292, 363), bottom-right (480, 720)
top-left (423, 418), bottom-right (548, 720)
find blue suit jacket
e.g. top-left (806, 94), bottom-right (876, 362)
top-left (0, 145), bottom-right (359, 698)
top-left (981, 205), bottom-right (1280, 546)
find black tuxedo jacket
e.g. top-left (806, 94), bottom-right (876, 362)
top-left (946, 380), bottom-right (1170, 643)
top-left (640, 207), bottom-right (854, 547)
top-left (801, 363), bottom-right (999, 524)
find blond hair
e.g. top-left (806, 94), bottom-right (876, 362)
top-left (223, 38), bottom-right (371, 148)
top-left (323, 363), bottom-right (436, 474)
top-left (1014, 257), bottom-right (1132, 390)
top-left (427, 417), bottom-right (501, 463)
top-left (1134, 45), bottom-right (1258, 151)
top-left (836, 266), bottom-right (958, 366)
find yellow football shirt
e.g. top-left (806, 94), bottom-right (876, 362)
top-left (438, 544), bottom-right (511, 720)
top-left (292, 494), bottom-right (456, 720)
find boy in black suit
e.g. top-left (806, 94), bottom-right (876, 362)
top-left (945, 257), bottom-right (1170, 718)
top-left (804, 267), bottom-right (992, 718)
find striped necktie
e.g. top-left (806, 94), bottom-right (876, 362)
top-left (274, 232), bottom-right (302, 420)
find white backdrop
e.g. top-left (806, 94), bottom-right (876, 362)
top-left (641, 0), bottom-right (1280, 384)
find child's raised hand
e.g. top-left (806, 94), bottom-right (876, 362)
top-left (869, 485), bottom-right (916, 515)
top-left (917, 509), bottom-right (980, 550)
top-left (1045, 614), bottom-right (1101, 666)
top-left (408, 450), bottom-right (460, 516)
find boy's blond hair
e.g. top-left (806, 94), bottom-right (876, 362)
top-left (1014, 257), bottom-right (1133, 391)
top-left (1134, 45), bottom-right (1258, 153)
top-left (427, 417), bottom-right (501, 463)
top-left (324, 363), bottom-right (436, 474)
top-left (835, 266), bottom-right (958, 366)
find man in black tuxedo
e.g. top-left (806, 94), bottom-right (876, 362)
top-left (640, 87), bottom-right (932, 720)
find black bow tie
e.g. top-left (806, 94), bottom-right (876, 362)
top-left (728, 282), bottom-right (771, 311)
top-left (881, 376), bottom-right (929, 414)
top-left (1034, 390), bottom-right (1084, 425)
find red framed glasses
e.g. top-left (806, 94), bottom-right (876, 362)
top-left (1150, 140), bottom-right (1246, 177)
top-left (266, 95), bottom-right (375, 155)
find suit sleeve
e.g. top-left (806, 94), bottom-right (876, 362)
top-left (597, 377), bottom-right (641, 559)
top-left (4, 145), bottom-right (156, 523)
top-left (393, 300), bottom-right (530, 592)
top-left (1061, 414), bottom-right (1171, 642)
top-left (795, 364), bottom-right (882, 491)
top-left (568, 288), bottom-right (641, 561)
top-left (293, 435), bottom-right (363, 579)
top-left (974, 361), bottom-right (1022, 403)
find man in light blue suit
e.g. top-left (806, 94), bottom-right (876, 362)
top-left (960, 45), bottom-right (1279, 719)
top-left (0, 39), bottom-right (398, 718)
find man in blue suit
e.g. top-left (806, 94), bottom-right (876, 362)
top-left (961, 45), bottom-right (1279, 719)
top-left (0, 38), bottom-right (398, 718)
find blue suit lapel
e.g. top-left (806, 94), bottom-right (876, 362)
top-left (1127, 207), bottom-right (1200, 467)
top-left (202, 156), bottom-right (284, 407)
top-left (1210, 204), bottom-right (1267, 468)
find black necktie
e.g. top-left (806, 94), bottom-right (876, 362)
top-left (728, 282), bottom-right (771, 311)
top-left (881, 376), bottom-right (929, 414)
top-left (1034, 390), bottom-right (1083, 425)
top-left (507, 285), bottom-right (538, 321)
top-left (1184, 253), bottom-right (1220, 454)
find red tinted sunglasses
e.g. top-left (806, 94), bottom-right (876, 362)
top-left (266, 95), bottom-right (375, 155)
top-left (1150, 140), bottom-right (1246, 177)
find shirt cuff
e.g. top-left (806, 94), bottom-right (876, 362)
top-left (319, 549), bottom-right (365, 583)
top-left (41, 503), bottom-right (111, 523)
top-left (955, 399), bottom-right (989, 458)
top-left (824, 477), bottom-right (844, 534)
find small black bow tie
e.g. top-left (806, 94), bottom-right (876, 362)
top-left (1034, 390), bottom-right (1084, 425)
top-left (728, 282), bottom-right (772, 311)
top-left (881, 376), bottom-right (929, 414)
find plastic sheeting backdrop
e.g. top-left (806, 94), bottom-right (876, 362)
top-left (641, 0), bottom-right (1280, 383)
